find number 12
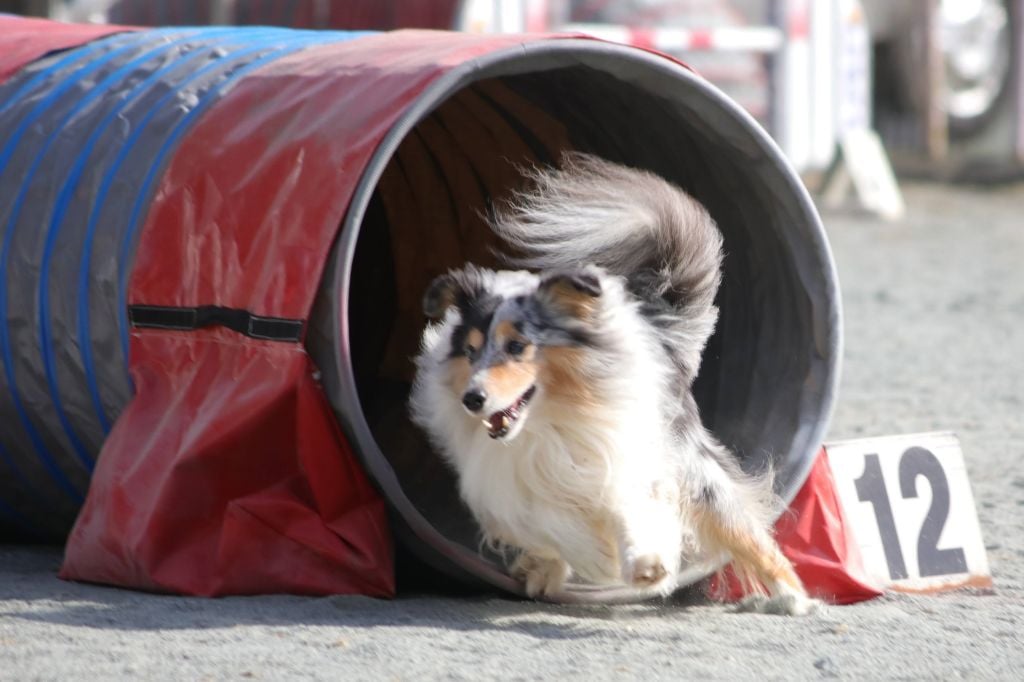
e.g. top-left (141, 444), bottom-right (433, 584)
top-left (853, 447), bottom-right (968, 579)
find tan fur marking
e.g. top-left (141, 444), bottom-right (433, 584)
top-left (446, 356), bottom-right (472, 394)
top-left (543, 279), bottom-right (598, 319)
top-left (493, 320), bottom-right (517, 344)
top-left (540, 347), bottom-right (599, 407)
top-left (465, 328), bottom-right (485, 353)
top-left (697, 511), bottom-right (802, 592)
top-left (481, 359), bottom-right (538, 403)
top-left (435, 287), bottom-right (456, 316)
top-left (493, 321), bottom-right (535, 360)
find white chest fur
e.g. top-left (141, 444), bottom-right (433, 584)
top-left (440, 402), bottom-right (668, 584)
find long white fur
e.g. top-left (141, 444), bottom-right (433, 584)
top-left (409, 154), bottom-right (819, 615)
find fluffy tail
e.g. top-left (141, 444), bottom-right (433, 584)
top-left (490, 152), bottom-right (724, 378)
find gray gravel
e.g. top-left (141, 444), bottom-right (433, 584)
top-left (2, 181), bottom-right (1024, 680)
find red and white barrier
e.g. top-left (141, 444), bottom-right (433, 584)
top-left (559, 23), bottom-right (784, 52)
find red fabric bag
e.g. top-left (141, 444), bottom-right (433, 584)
top-left (61, 332), bottom-right (393, 596)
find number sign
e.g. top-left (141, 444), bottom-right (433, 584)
top-left (826, 432), bottom-right (991, 592)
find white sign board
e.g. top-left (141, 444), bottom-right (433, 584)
top-left (820, 128), bottom-right (906, 222)
top-left (826, 432), bottom-right (991, 593)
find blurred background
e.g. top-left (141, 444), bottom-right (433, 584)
top-left (1, 0), bottom-right (1020, 186)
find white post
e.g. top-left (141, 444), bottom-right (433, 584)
top-left (808, 0), bottom-right (837, 171)
top-left (820, 0), bottom-right (905, 221)
top-left (778, 0), bottom-right (813, 171)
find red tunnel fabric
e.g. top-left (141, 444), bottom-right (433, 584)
top-left (713, 450), bottom-right (883, 604)
top-left (779, 450), bottom-right (883, 604)
top-left (59, 29), bottom-right (572, 597)
top-left (0, 15), bottom-right (133, 84)
top-left (61, 330), bottom-right (393, 596)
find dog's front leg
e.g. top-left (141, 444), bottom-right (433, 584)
top-left (611, 482), bottom-right (683, 594)
top-left (510, 551), bottom-right (572, 599)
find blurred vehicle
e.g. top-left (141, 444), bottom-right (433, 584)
top-left (863, 0), bottom-right (1023, 180)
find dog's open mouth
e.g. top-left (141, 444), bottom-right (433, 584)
top-left (483, 385), bottom-right (536, 439)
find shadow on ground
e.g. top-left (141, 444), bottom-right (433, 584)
top-left (0, 545), bottom-right (712, 638)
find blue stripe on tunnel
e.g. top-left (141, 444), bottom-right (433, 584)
top-left (0, 30), bottom-right (189, 504)
top-left (25, 31), bottom-right (227, 473)
top-left (112, 30), bottom-right (375, 363)
top-left (44, 27), bottom-right (285, 444)
top-left (0, 26), bottom-right (372, 515)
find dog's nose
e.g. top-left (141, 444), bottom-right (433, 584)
top-left (461, 389), bottom-right (486, 413)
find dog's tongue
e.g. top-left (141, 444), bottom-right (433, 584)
top-left (488, 412), bottom-right (506, 433)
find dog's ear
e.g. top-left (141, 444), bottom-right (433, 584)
top-left (423, 274), bottom-right (459, 319)
top-left (538, 268), bottom-right (602, 318)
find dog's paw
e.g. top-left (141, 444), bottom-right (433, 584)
top-left (511, 554), bottom-right (571, 599)
top-left (736, 593), bottom-right (824, 617)
top-left (622, 552), bottom-right (670, 589)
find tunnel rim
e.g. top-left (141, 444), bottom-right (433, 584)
top-left (320, 37), bottom-right (843, 602)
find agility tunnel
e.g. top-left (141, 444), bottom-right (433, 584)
top-left (0, 16), bottom-right (841, 600)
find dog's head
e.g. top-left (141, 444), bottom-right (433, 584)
top-left (421, 264), bottom-right (607, 442)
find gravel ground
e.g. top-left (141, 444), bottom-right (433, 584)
top-left (2, 181), bottom-right (1023, 680)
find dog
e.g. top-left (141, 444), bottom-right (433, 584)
top-left (409, 153), bottom-right (817, 615)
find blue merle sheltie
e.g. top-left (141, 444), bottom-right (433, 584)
top-left (410, 153), bottom-right (817, 615)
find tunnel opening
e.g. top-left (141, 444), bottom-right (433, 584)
top-left (309, 43), bottom-right (840, 600)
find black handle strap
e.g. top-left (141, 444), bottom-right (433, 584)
top-left (128, 305), bottom-right (303, 342)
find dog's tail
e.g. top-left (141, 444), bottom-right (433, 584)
top-left (490, 152), bottom-right (724, 378)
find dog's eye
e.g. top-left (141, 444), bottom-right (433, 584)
top-left (463, 344), bottom-right (477, 358)
top-left (505, 339), bottom-right (526, 356)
